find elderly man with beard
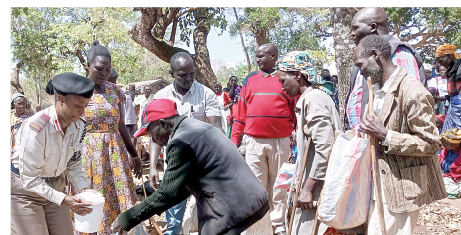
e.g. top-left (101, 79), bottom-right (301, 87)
top-left (354, 35), bottom-right (446, 234)
top-left (345, 7), bottom-right (426, 131)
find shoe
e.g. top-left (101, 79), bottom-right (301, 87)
top-left (274, 231), bottom-right (287, 235)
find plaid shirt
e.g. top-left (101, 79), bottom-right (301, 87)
top-left (346, 46), bottom-right (421, 128)
top-left (392, 47), bottom-right (420, 81)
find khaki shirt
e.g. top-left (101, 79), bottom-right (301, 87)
top-left (11, 105), bottom-right (89, 205)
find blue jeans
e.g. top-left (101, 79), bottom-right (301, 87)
top-left (164, 199), bottom-right (187, 235)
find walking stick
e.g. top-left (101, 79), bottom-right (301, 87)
top-left (310, 192), bottom-right (322, 235)
top-left (367, 76), bottom-right (387, 235)
top-left (142, 176), bottom-right (164, 235)
top-left (288, 136), bottom-right (312, 235)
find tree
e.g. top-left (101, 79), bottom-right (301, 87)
top-left (229, 7), bottom-right (330, 75)
top-left (229, 7), bottom-right (281, 47)
top-left (129, 7), bottom-right (227, 88)
top-left (386, 7), bottom-right (461, 61)
top-left (330, 7), bottom-right (357, 125)
top-left (11, 7), bottom-right (151, 107)
top-left (232, 7), bottom-right (252, 74)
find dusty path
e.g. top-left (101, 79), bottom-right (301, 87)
top-left (413, 198), bottom-right (461, 235)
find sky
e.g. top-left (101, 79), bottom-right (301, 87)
top-left (178, 24), bottom-right (338, 75)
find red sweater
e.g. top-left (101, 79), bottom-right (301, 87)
top-left (231, 70), bottom-right (296, 144)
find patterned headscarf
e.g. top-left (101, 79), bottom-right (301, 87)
top-left (440, 128), bottom-right (461, 144)
top-left (277, 51), bottom-right (317, 82)
top-left (11, 93), bottom-right (26, 105)
top-left (435, 44), bottom-right (461, 60)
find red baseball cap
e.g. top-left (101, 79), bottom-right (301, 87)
top-left (133, 99), bottom-right (179, 138)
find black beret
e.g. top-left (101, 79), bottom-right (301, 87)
top-left (45, 72), bottom-right (95, 98)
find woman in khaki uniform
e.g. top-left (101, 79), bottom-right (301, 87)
top-left (11, 72), bottom-right (101, 235)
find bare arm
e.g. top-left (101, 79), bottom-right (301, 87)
top-left (149, 141), bottom-right (162, 189)
top-left (207, 116), bottom-right (225, 134)
top-left (119, 100), bottom-right (142, 179)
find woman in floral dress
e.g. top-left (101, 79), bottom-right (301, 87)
top-left (75, 40), bottom-right (142, 235)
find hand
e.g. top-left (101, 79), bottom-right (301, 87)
top-left (149, 168), bottom-right (160, 190)
top-left (110, 216), bottom-right (127, 235)
top-left (62, 195), bottom-right (93, 215)
top-left (131, 157), bottom-right (142, 179)
top-left (359, 112), bottom-right (388, 141)
top-left (297, 188), bottom-right (314, 210)
top-left (238, 145), bottom-right (246, 158)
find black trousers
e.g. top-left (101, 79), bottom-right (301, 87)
top-left (221, 202), bottom-right (270, 235)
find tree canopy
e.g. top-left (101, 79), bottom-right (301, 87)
top-left (10, 7), bottom-right (461, 110)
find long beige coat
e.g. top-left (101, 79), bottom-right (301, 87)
top-left (365, 66), bottom-right (446, 213)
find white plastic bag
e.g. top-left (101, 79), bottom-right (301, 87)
top-left (275, 162), bottom-right (297, 190)
top-left (318, 129), bottom-right (372, 229)
top-left (443, 176), bottom-right (461, 199)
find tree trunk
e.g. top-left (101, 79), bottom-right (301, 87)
top-left (193, 8), bottom-right (217, 89)
top-left (130, 7), bottom-right (216, 87)
top-left (11, 61), bottom-right (24, 94)
top-left (254, 8), bottom-right (268, 46)
top-left (233, 7), bottom-right (252, 74)
top-left (129, 7), bottom-right (186, 63)
top-left (331, 7), bottom-right (357, 126)
top-left (33, 75), bottom-right (40, 108)
top-left (37, 70), bottom-right (42, 108)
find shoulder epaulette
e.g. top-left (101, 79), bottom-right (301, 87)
top-left (29, 113), bottom-right (50, 132)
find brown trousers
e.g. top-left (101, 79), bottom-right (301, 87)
top-left (11, 172), bottom-right (73, 235)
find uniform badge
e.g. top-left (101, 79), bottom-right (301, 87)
top-left (29, 113), bottom-right (50, 132)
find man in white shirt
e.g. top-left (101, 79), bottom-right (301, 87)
top-left (150, 51), bottom-right (223, 235)
top-left (134, 85), bottom-right (155, 127)
top-left (11, 72), bottom-right (101, 235)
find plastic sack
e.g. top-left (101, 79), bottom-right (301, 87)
top-left (318, 129), bottom-right (372, 229)
top-left (275, 162), bottom-right (297, 190)
top-left (443, 176), bottom-right (461, 199)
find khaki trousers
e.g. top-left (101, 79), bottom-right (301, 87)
top-left (11, 172), bottom-right (73, 235)
top-left (243, 134), bottom-right (290, 234)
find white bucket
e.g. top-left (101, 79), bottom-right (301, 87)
top-left (74, 191), bottom-right (106, 233)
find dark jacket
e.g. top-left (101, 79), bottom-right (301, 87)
top-left (119, 115), bottom-right (269, 234)
top-left (344, 35), bottom-right (427, 130)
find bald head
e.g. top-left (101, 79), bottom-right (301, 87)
top-left (170, 52), bottom-right (193, 71)
top-left (351, 7), bottom-right (389, 45)
top-left (255, 43), bottom-right (279, 72)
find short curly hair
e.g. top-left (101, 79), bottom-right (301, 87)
top-left (359, 35), bottom-right (392, 62)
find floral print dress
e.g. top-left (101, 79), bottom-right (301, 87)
top-left (76, 81), bottom-right (137, 235)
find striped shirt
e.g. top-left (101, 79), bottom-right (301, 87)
top-left (231, 70), bottom-right (295, 144)
top-left (346, 46), bottom-right (420, 129)
top-left (153, 81), bottom-right (221, 121)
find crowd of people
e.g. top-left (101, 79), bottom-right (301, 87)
top-left (10, 7), bottom-right (461, 235)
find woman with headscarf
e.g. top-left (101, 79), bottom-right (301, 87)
top-left (10, 93), bottom-right (34, 152)
top-left (436, 44), bottom-right (461, 197)
top-left (72, 40), bottom-right (142, 235)
top-left (277, 51), bottom-right (342, 235)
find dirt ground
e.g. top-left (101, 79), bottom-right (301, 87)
top-left (134, 158), bottom-right (461, 235)
top-left (413, 198), bottom-right (461, 235)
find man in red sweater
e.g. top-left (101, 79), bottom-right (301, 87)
top-left (231, 43), bottom-right (295, 235)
